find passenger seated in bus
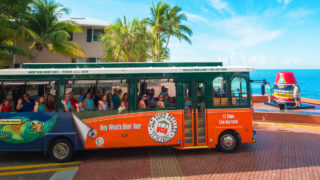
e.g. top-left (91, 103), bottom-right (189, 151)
top-left (150, 88), bottom-right (155, 100)
top-left (94, 90), bottom-right (102, 107)
top-left (118, 89), bottom-right (123, 100)
top-left (112, 88), bottom-right (121, 109)
top-left (164, 94), bottom-right (169, 107)
top-left (156, 94), bottom-right (166, 109)
top-left (145, 94), bottom-right (152, 108)
top-left (6, 93), bottom-right (15, 111)
top-left (69, 92), bottom-right (78, 109)
top-left (0, 99), bottom-right (12, 112)
top-left (61, 94), bottom-right (72, 112)
top-left (34, 96), bottom-right (46, 112)
top-left (98, 95), bottom-right (108, 110)
top-left (118, 93), bottom-right (129, 114)
top-left (160, 86), bottom-right (166, 97)
top-left (16, 94), bottom-right (35, 112)
top-left (87, 88), bottom-right (94, 96)
top-left (78, 89), bottom-right (85, 102)
top-left (107, 93), bottom-right (114, 110)
top-left (102, 88), bottom-right (107, 96)
top-left (76, 102), bottom-right (84, 112)
top-left (46, 94), bottom-right (56, 112)
top-left (138, 94), bottom-right (147, 109)
top-left (44, 87), bottom-right (50, 100)
top-left (84, 92), bottom-right (95, 110)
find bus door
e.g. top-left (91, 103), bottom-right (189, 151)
top-left (183, 81), bottom-right (207, 147)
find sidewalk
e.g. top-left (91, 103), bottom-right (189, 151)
top-left (74, 124), bottom-right (320, 180)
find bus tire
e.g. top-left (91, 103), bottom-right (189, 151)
top-left (217, 131), bottom-right (240, 153)
top-left (48, 138), bottom-right (73, 162)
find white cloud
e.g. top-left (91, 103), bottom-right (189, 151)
top-left (185, 13), bottom-right (209, 23)
top-left (277, 0), bottom-right (293, 5)
top-left (210, 0), bottom-right (228, 11)
top-left (211, 16), bottom-right (283, 51)
top-left (209, 0), bottom-right (234, 14)
top-left (284, 8), bottom-right (314, 19)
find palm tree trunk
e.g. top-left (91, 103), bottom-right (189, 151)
top-left (161, 35), bottom-right (170, 61)
top-left (157, 31), bottom-right (160, 62)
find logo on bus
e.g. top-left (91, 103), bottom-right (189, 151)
top-left (148, 112), bottom-right (177, 143)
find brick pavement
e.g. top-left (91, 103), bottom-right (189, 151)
top-left (74, 124), bottom-right (320, 180)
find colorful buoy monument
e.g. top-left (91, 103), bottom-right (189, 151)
top-left (265, 71), bottom-right (314, 109)
top-left (273, 71), bottom-right (297, 105)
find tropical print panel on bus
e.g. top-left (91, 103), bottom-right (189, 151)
top-left (0, 115), bottom-right (57, 144)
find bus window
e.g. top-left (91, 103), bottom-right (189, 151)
top-left (231, 77), bottom-right (248, 106)
top-left (212, 77), bottom-right (229, 107)
top-left (0, 80), bottom-right (58, 112)
top-left (65, 79), bottom-right (129, 112)
top-left (136, 79), bottom-right (176, 110)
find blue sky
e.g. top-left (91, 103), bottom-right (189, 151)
top-left (57, 0), bottom-right (320, 69)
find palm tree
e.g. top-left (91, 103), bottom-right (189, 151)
top-left (161, 6), bottom-right (192, 61)
top-left (25, 0), bottom-right (85, 62)
top-left (147, 1), bottom-right (170, 62)
top-left (0, 0), bottom-right (33, 65)
top-left (100, 17), bottom-right (151, 62)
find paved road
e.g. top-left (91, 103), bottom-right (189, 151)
top-left (1, 123), bottom-right (320, 180)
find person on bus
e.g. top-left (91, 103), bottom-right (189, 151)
top-left (160, 86), bottom-right (166, 97)
top-left (118, 93), bottom-right (129, 113)
top-left (118, 89), bottom-right (123, 100)
top-left (146, 94), bottom-right (152, 108)
top-left (102, 88), bottom-right (107, 96)
top-left (156, 94), bottom-right (166, 109)
top-left (98, 95), bottom-right (108, 110)
top-left (16, 94), bottom-right (35, 112)
top-left (69, 92), bottom-right (78, 109)
top-left (112, 88), bottom-right (121, 109)
top-left (107, 93), bottom-right (114, 110)
top-left (76, 102), bottom-right (84, 112)
top-left (0, 99), bottom-right (12, 112)
top-left (84, 92), bottom-right (95, 110)
top-left (164, 94), bottom-right (169, 107)
top-left (6, 93), bottom-right (15, 111)
top-left (78, 89), bottom-right (85, 102)
top-left (61, 94), bottom-right (72, 112)
top-left (34, 96), bottom-right (46, 112)
top-left (150, 88), bottom-right (155, 100)
top-left (138, 94), bottom-right (147, 109)
top-left (46, 94), bottom-right (56, 112)
top-left (94, 89), bottom-right (102, 107)
top-left (44, 87), bottom-right (50, 100)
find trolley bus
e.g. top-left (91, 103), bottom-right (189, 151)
top-left (0, 62), bottom-right (256, 162)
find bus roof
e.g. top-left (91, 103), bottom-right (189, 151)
top-left (0, 64), bottom-right (254, 76)
top-left (23, 62), bottom-right (224, 69)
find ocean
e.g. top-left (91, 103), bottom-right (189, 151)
top-left (250, 69), bottom-right (320, 100)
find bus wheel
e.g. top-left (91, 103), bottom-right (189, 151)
top-left (49, 138), bottom-right (73, 162)
top-left (218, 131), bottom-right (239, 153)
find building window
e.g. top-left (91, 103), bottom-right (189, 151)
top-left (76, 57), bottom-right (86, 63)
top-left (88, 58), bottom-right (96, 63)
top-left (93, 29), bottom-right (102, 42)
top-left (88, 57), bottom-right (103, 63)
top-left (87, 28), bottom-right (103, 42)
